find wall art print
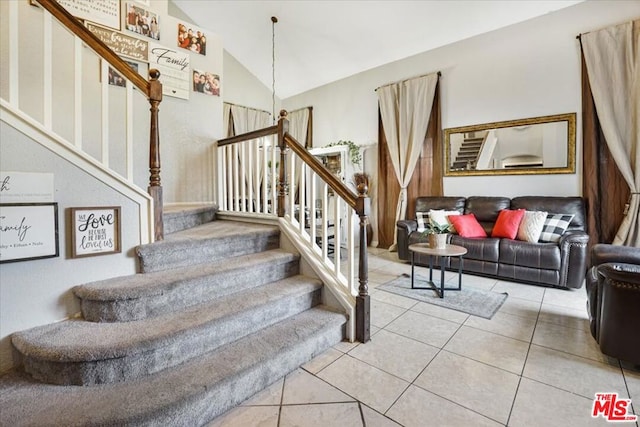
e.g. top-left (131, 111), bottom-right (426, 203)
top-left (125, 2), bottom-right (160, 41)
top-left (86, 22), bottom-right (149, 62)
top-left (177, 22), bottom-right (206, 55)
top-left (0, 203), bottom-right (59, 263)
top-left (70, 206), bottom-right (121, 258)
top-left (192, 70), bottom-right (219, 96)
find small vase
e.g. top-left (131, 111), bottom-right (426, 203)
top-left (428, 233), bottom-right (447, 249)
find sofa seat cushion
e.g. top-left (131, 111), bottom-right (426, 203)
top-left (450, 235), bottom-right (500, 262)
top-left (498, 264), bottom-right (560, 286)
top-left (498, 239), bottom-right (561, 270)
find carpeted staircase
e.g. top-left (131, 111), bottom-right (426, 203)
top-left (0, 206), bottom-right (347, 426)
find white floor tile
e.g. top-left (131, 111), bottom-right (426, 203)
top-left (509, 377), bottom-right (610, 426)
top-left (371, 289), bottom-right (419, 309)
top-left (538, 302), bottom-right (590, 332)
top-left (370, 299), bottom-right (407, 328)
top-left (385, 310), bottom-right (461, 348)
top-left (542, 287), bottom-right (588, 311)
top-left (282, 369), bottom-right (355, 405)
top-left (445, 326), bottom-right (530, 374)
top-left (523, 345), bottom-right (628, 399)
top-left (280, 402), bottom-right (362, 427)
top-left (317, 354), bottom-right (409, 413)
top-left (532, 321), bottom-right (608, 363)
top-left (410, 300), bottom-right (470, 324)
top-left (206, 405), bottom-right (280, 427)
top-left (386, 385), bottom-right (502, 427)
top-left (464, 311), bottom-right (537, 342)
top-left (492, 281), bottom-right (545, 302)
top-left (414, 350), bottom-right (519, 424)
top-left (360, 404), bottom-right (402, 426)
top-left (348, 329), bottom-right (438, 382)
top-left (498, 296), bottom-right (540, 320)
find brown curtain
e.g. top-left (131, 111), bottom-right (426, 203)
top-left (377, 82), bottom-right (443, 248)
top-left (581, 48), bottom-right (629, 247)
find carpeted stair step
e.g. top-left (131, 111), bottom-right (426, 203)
top-left (12, 275), bottom-right (323, 386)
top-left (137, 220), bottom-right (280, 273)
top-left (1, 307), bottom-right (347, 426)
top-left (74, 249), bottom-right (299, 322)
top-left (163, 204), bottom-right (218, 235)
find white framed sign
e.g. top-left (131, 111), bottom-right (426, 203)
top-left (70, 206), bottom-right (121, 258)
top-left (0, 203), bottom-right (59, 263)
top-left (149, 43), bottom-right (190, 100)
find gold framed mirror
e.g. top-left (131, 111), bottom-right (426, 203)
top-left (444, 112), bottom-right (576, 176)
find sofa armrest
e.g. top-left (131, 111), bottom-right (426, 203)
top-left (591, 243), bottom-right (640, 266)
top-left (559, 231), bottom-right (590, 289)
top-left (397, 220), bottom-right (418, 261)
top-left (595, 262), bottom-right (640, 364)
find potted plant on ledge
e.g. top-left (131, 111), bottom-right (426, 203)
top-left (421, 218), bottom-right (451, 249)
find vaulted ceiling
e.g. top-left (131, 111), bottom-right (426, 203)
top-left (172, 0), bottom-right (583, 99)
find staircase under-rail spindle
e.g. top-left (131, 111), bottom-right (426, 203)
top-left (0, 206), bottom-right (347, 425)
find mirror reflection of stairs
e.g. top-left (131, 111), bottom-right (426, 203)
top-left (452, 136), bottom-right (484, 170)
top-left (1, 206), bottom-right (346, 425)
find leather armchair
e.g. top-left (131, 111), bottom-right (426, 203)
top-left (586, 244), bottom-right (640, 365)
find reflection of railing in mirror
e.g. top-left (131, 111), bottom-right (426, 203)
top-left (444, 113), bottom-right (576, 176)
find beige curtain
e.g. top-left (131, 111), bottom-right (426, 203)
top-left (377, 73), bottom-right (439, 250)
top-left (582, 20), bottom-right (640, 246)
top-left (287, 107), bottom-right (312, 203)
top-left (230, 104), bottom-right (270, 210)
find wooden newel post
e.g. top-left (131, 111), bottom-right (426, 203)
top-left (356, 183), bottom-right (371, 343)
top-left (277, 110), bottom-right (289, 218)
top-left (148, 69), bottom-right (164, 241)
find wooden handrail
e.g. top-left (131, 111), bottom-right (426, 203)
top-left (36, 0), bottom-right (165, 240)
top-left (283, 134), bottom-right (358, 210)
top-left (217, 126), bottom-right (278, 147)
top-left (34, 0), bottom-right (149, 94)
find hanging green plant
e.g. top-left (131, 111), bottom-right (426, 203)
top-left (326, 140), bottom-right (362, 167)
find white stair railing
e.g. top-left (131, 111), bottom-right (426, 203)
top-left (0, 0), bottom-right (163, 243)
top-left (216, 111), bottom-right (371, 343)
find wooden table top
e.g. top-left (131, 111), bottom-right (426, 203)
top-left (408, 243), bottom-right (468, 257)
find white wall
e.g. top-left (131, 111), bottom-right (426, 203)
top-left (282, 1), bottom-right (640, 243)
top-left (223, 50), bottom-right (277, 118)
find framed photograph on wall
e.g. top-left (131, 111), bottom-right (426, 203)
top-left (0, 203), bottom-right (59, 263)
top-left (125, 2), bottom-right (160, 41)
top-left (70, 206), bottom-right (121, 258)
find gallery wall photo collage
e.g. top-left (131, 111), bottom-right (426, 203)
top-left (52, 0), bottom-right (220, 100)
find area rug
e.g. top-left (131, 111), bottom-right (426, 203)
top-left (378, 273), bottom-right (508, 319)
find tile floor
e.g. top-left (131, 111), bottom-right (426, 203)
top-left (209, 248), bottom-right (639, 427)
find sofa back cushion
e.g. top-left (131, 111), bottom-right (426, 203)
top-left (511, 196), bottom-right (586, 232)
top-left (465, 197), bottom-right (511, 234)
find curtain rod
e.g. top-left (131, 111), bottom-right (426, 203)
top-left (223, 101), bottom-right (271, 115)
top-left (374, 71), bottom-right (441, 92)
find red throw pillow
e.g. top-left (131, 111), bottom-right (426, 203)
top-left (448, 214), bottom-right (487, 238)
top-left (492, 209), bottom-right (526, 239)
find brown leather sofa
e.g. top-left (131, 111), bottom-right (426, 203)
top-left (586, 244), bottom-right (640, 365)
top-left (396, 196), bottom-right (589, 289)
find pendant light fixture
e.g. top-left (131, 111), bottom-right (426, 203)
top-left (271, 16), bottom-right (278, 124)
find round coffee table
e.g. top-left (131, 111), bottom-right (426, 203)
top-left (408, 243), bottom-right (467, 298)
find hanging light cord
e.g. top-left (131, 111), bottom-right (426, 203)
top-left (271, 16), bottom-right (278, 124)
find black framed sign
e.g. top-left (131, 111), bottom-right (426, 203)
top-left (0, 203), bottom-right (59, 263)
top-left (70, 206), bottom-right (121, 258)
